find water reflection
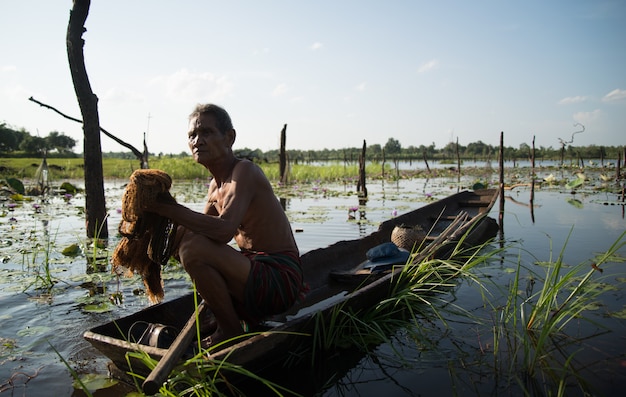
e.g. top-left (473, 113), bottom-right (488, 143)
top-left (1, 177), bottom-right (625, 396)
top-left (357, 197), bottom-right (368, 237)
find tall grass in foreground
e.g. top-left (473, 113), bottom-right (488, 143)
top-left (308, 231), bottom-right (626, 396)
top-left (123, 336), bottom-right (297, 397)
top-left (488, 229), bottom-right (626, 396)
top-left (311, 237), bottom-right (502, 356)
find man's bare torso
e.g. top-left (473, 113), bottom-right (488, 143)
top-left (206, 159), bottom-right (298, 256)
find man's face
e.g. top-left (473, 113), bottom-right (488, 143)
top-left (187, 114), bottom-right (231, 165)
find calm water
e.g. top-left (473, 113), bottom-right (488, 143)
top-left (0, 174), bottom-right (624, 396)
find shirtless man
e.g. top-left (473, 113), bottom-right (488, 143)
top-left (149, 104), bottom-right (304, 347)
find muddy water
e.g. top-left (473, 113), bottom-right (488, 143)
top-left (1, 175), bottom-right (625, 396)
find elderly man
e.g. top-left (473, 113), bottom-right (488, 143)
top-left (150, 104), bottom-right (304, 347)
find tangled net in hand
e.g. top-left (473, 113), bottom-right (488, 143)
top-left (112, 169), bottom-right (178, 303)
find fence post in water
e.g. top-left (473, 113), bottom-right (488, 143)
top-left (530, 135), bottom-right (536, 223)
top-left (498, 131), bottom-right (505, 233)
top-left (578, 151), bottom-right (584, 170)
top-left (357, 140), bottom-right (367, 198)
top-left (456, 137), bottom-right (461, 183)
top-left (600, 146), bottom-right (605, 167)
top-left (617, 149), bottom-right (622, 182)
top-left (423, 149), bottom-right (431, 173)
top-left (279, 124), bottom-right (288, 184)
top-left (381, 148), bottom-right (386, 178)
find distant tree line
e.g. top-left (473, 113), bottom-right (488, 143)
top-left (241, 138), bottom-right (623, 165)
top-left (0, 122), bottom-right (77, 157)
top-left (2, 122), bottom-right (622, 165)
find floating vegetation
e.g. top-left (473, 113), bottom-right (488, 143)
top-left (62, 243), bottom-right (81, 257)
top-left (0, 337), bottom-right (18, 360)
top-left (6, 178), bottom-right (25, 195)
top-left (0, 163), bottom-right (624, 395)
top-left (72, 373), bottom-right (119, 394)
top-left (60, 181), bottom-right (80, 195)
top-left (566, 198), bottom-right (584, 208)
top-left (286, 205), bottom-right (331, 223)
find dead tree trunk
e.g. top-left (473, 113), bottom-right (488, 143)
top-left (422, 148), bottom-right (431, 173)
top-left (279, 124), bottom-right (288, 184)
top-left (357, 140), bottom-right (367, 197)
top-left (456, 137), bottom-right (461, 183)
top-left (142, 132), bottom-right (149, 169)
top-left (67, 0), bottom-right (108, 239)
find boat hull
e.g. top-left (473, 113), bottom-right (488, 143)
top-left (84, 189), bottom-right (499, 377)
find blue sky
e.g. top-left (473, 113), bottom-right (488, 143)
top-left (1, 1), bottom-right (625, 155)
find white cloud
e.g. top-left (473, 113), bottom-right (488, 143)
top-left (573, 109), bottom-right (601, 124)
top-left (557, 95), bottom-right (587, 105)
top-left (417, 59), bottom-right (439, 73)
top-left (1, 65), bottom-right (17, 72)
top-left (150, 69), bottom-right (233, 103)
top-left (310, 42), bottom-right (324, 51)
top-left (100, 87), bottom-right (145, 104)
top-left (272, 83), bottom-right (289, 97)
top-left (355, 82), bottom-right (366, 92)
top-left (3, 84), bottom-right (28, 100)
top-left (252, 47), bottom-right (270, 56)
top-left (602, 88), bottom-right (626, 102)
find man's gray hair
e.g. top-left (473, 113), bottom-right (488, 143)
top-left (189, 104), bottom-right (234, 134)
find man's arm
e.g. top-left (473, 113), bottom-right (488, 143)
top-left (149, 161), bottom-right (257, 244)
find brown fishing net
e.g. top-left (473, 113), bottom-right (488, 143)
top-left (112, 169), bottom-right (178, 303)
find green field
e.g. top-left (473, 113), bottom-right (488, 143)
top-left (0, 157), bottom-right (400, 184)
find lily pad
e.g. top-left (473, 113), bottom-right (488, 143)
top-left (6, 178), bottom-right (25, 195)
top-left (82, 303), bottom-right (115, 313)
top-left (62, 243), bottom-right (82, 257)
top-left (73, 373), bottom-right (118, 393)
top-left (566, 198), bottom-right (584, 209)
top-left (17, 325), bottom-right (50, 337)
top-left (565, 177), bottom-right (584, 190)
top-left (60, 182), bottom-right (79, 195)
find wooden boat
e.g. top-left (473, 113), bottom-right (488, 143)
top-left (85, 188), bottom-right (499, 379)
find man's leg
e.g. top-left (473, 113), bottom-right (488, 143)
top-left (177, 231), bottom-right (251, 345)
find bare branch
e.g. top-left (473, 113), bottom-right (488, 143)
top-left (29, 96), bottom-right (146, 162)
top-left (558, 123), bottom-right (585, 146)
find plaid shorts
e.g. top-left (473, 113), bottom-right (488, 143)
top-left (238, 250), bottom-right (305, 324)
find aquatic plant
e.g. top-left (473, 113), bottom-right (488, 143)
top-left (307, 224), bottom-right (502, 359)
top-left (485, 229), bottom-right (626, 395)
top-left (302, 229), bottom-right (626, 396)
top-left (21, 224), bottom-right (61, 293)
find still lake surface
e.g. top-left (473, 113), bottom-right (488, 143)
top-left (0, 172), bottom-right (624, 396)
